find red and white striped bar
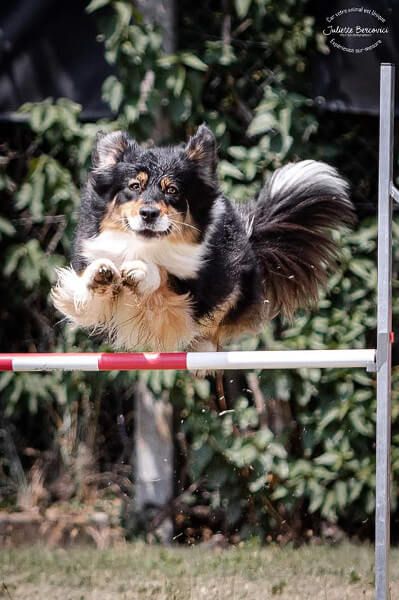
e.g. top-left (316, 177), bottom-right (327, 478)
top-left (0, 349), bottom-right (376, 372)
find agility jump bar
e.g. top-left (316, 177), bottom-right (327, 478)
top-left (0, 349), bottom-right (376, 372)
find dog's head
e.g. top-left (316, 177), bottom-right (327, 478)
top-left (88, 125), bottom-right (219, 242)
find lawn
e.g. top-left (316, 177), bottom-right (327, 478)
top-left (0, 541), bottom-right (398, 599)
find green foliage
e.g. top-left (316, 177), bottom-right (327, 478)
top-left (172, 222), bottom-right (399, 536)
top-left (0, 0), bottom-right (394, 540)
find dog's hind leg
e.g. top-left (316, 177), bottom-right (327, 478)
top-left (187, 338), bottom-right (217, 378)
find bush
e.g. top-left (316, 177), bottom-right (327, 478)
top-left (0, 0), bottom-right (396, 541)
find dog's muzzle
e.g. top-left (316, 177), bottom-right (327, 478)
top-left (139, 205), bottom-right (160, 223)
top-left (126, 211), bottom-right (171, 237)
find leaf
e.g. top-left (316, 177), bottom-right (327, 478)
top-left (314, 452), bottom-right (337, 467)
top-left (4, 246), bottom-right (25, 277)
top-left (180, 52), bottom-right (208, 72)
top-left (227, 443), bottom-right (258, 467)
top-left (318, 407), bottom-right (341, 431)
top-left (0, 371), bottom-right (14, 392)
top-left (0, 216), bottom-right (15, 236)
top-left (249, 475), bottom-right (267, 493)
top-left (253, 428), bottom-right (273, 449)
top-left (162, 369), bottom-right (176, 389)
top-left (267, 442), bottom-right (287, 459)
top-left (218, 160), bottom-right (245, 181)
top-left (86, 0), bottom-right (110, 13)
top-left (114, 1), bottom-right (133, 29)
top-left (103, 76), bottom-right (124, 112)
top-left (308, 493), bottom-right (323, 513)
top-left (235, 0), bottom-right (252, 19)
top-left (247, 113), bottom-right (276, 136)
top-left (228, 146), bottom-right (248, 160)
top-left (335, 481), bottom-right (347, 509)
top-left (349, 480), bottom-right (363, 502)
top-left (193, 378), bottom-right (210, 399)
top-left (168, 92), bottom-right (192, 124)
top-left (349, 408), bottom-right (373, 436)
top-left (272, 486), bottom-right (288, 501)
top-left (157, 55), bottom-right (179, 68)
top-left (322, 490), bottom-right (337, 521)
top-left (174, 65), bottom-right (186, 97)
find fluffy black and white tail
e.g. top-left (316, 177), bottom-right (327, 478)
top-left (248, 160), bottom-right (355, 319)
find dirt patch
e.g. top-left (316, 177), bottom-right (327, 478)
top-left (0, 508), bottom-right (123, 549)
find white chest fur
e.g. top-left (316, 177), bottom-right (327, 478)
top-left (81, 230), bottom-right (205, 279)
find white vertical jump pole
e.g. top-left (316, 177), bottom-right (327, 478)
top-left (375, 62), bottom-right (395, 600)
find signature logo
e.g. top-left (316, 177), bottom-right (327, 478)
top-left (323, 7), bottom-right (389, 54)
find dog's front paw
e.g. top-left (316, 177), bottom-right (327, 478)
top-left (85, 259), bottom-right (121, 293)
top-left (121, 260), bottom-right (161, 295)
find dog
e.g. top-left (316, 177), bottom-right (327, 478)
top-left (52, 125), bottom-right (354, 353)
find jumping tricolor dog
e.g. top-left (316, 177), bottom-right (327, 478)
top-left (52, 125), bottom-right (354, 352)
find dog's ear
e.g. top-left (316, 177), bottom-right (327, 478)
top-left (185, 124), bottom-right (217, 182)
top-left (92, 130), bottom-right (137, 168)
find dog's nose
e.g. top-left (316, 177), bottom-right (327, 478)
top-left (139, 205), bottom-right (160, 222)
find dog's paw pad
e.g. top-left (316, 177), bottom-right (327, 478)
top-left (121, 260), bottom-right (160, 295)
top-left (93, 265), bottom-right (116, 285)
top-left (121, 267), bottom-right (146, 287)
top-left (86, 260), bottom-right (120, 292)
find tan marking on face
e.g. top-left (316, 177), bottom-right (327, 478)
top-left (119, 200), bottom-right (142, 220)
top-left (125, 171), bottom-right (148, 194)
top-left (158, 201), bottom-right (169, 216)
top-left (136, 171), bottom-right (148, 188)
top-left (100, 192), bottom-right (200, 244)
top-left (100, 198), bottom-right (144, 232)
top-left (160, 176), bottom-right (176, 192)
top-left (167, 206), bottom-right (200, 244)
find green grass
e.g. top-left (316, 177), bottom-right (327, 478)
top-left (0, 541), bottom-right (398, 599)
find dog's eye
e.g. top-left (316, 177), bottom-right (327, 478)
top-left (166, 185), bottom-right (178, 195)
top-left (128, 180), bottom-right (141, 191)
